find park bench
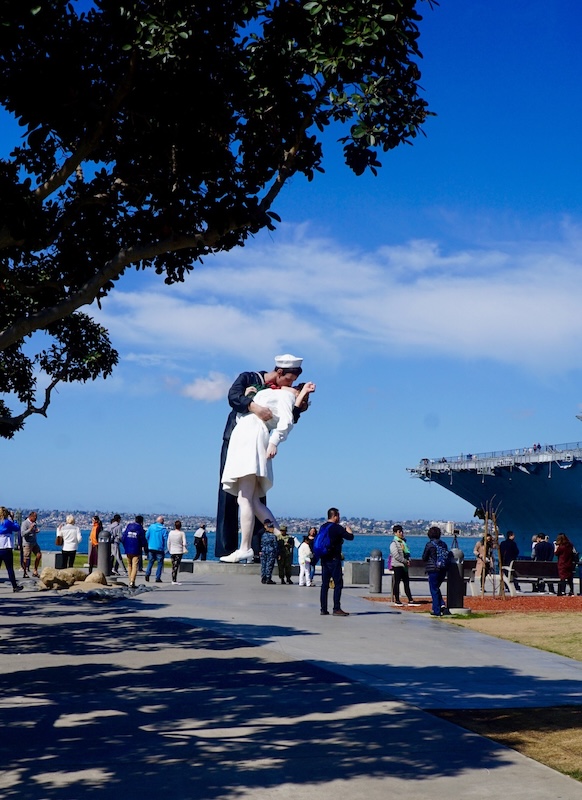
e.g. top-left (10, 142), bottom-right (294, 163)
top-left (502, 560), bottom-right (560, 596)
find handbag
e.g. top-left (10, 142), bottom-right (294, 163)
top-left (55, 534), bottom-right (63, 547)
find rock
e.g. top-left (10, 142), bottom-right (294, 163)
top-left (84, 570), bottom-right (107, 586)
top-left (39, 567), bottom-right (87, 589)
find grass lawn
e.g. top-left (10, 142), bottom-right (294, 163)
top-left (432, 610), bottom-right (582, 782)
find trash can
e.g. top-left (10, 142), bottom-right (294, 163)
top-left (447, 547), bottom-right (465, 610)
top-left (369, 549), bottom-right (384, 594)
top-left (97, 529), bottom-right (111, 576)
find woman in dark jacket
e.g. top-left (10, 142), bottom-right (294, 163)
top-left (554, 533), bottom-right (575, 596)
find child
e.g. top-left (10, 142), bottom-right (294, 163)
top-left (298, 534), bottom-right (313, 587)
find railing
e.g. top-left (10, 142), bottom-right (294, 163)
top-left (410, 441), bottom-right (582, 472)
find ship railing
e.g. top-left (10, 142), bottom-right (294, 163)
top-left (410, 441), bottom-right (582, 474)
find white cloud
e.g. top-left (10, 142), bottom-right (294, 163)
top-left (90, 222), bottom-right (582, 375)
top-left (181, 372), bottom-right (232, 402)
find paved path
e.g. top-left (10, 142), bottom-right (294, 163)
top-left (0, 569), bottom-right (581, 799)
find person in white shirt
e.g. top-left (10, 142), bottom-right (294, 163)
top-left (167, 520), bottom-right (187, 585)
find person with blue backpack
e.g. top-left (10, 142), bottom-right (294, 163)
top-left (315, 507), bottom-right (354, 617)
top-left (422, 525), bottom-right (452, 617)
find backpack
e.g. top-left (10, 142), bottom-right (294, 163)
top-left (434, 541), bottom-right (452, 569)
top-left (313, 522), bottom-right (333, 559)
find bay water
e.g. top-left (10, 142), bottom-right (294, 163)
top-left (35, 530), bottom-right (481, 561)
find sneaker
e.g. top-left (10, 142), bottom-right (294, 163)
top-left (155, 578), bottom-right (163, 583)
top-left (286, 579), bottom-right (293, 585)
top-left (407, 602), bottom-right (421, 607)
top-left (266, 579), bottom-right (276, 585)
top-left (393, 601), bottom-right (404, 607)
top-left (440, 608), bottom-right (451, 616)
top-left (145, 575), bottom-right (150, 582)
top-left (171, 581), bottom-right (181, 585)
top-left (430, 612), bottom-right (441, 617)
top-left (332, 609), bottom-right (349, 617)
top-left (320, 610), bottom-right (330, 615)
top-left (13, 585), bottom-right (23, 593)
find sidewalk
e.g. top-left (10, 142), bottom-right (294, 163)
top-left (0, 569), bottom-right (581, 799)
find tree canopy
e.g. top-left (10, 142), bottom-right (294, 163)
top-left (0, 0), bottom-right (434, 437)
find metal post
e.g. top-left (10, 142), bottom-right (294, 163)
top-left (369, 548), bottom-right (384, 594)
top-left (97, 529), bottom-right (111, 577)
top-left (447, 542), bottom-right (465, 611)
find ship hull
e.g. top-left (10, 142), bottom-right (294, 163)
top-left (410, 451), bottom-right (582, 553)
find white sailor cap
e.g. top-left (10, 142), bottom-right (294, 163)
top-left (274, 353), bottom-right (303, 370)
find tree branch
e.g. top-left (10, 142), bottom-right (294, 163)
top-left (259, 84), bottom-right (330, 214)
top-left (33, 53), bottom-right (138, 204)
top-left (0, 229), bottom-right (223, 351)
top-left (0, 374), bottom-right (61, 437)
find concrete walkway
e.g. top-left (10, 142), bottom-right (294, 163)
top-left (1, 568), bottom-right (581, 799)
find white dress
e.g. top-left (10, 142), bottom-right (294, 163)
top-left (221, 388), bottom-right (296, 497)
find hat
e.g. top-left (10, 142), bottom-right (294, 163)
top-left (274, 353), bottom-right (303, 370)
top-left (280, 524), bottom-right (288, 531)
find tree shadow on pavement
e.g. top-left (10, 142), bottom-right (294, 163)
top-left (0, 596), bottom-right (561, 799)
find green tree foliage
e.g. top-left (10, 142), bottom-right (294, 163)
top-left (0, 0), bottom-right (434, 436)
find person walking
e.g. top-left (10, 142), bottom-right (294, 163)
top-left (318, 508), bottom-right (354, 617)
top-left (168, 520), bottom-right (187, 585)
top-left (0, 507), bottom-right (23, 592)
top-left (422, 526), bottom-right (451, 617)
top-left (107, 514), bottom-right (127, 576)
top-left (121, 515), bottom-right (147, 589)
top-left (145, 516), bottom-right (168, 583)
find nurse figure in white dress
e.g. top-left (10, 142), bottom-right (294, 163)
top-left (220, 381), bottom-right (316, 563)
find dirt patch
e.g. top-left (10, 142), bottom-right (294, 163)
top-left (366, 594), bottom-right (582, 613)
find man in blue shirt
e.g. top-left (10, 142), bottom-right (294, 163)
top-left (319, 507), bottom-right (354, 617)
top-left (145, 516), bottom-right (168, 583)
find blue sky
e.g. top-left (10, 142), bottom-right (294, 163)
top-left (4, 0), bottom-right (582, 522)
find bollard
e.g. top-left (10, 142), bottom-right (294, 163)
top-left (369, 548), bottom-right (384, 594)
top-left (446, 546), bottom-right (465, 610)
top-left (97, 529), bottom-right (112, 577)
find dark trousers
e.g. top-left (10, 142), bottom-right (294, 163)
top-left (0, 548), bottom-right (17, 588)
top-left (260, 533), bottom-right (277, 580)
top-left (61, 550), bottom-right (76, 569)
top-left (392, 566), bottom-right (413, 603)
top-left (171, 554), bottom-right (183, 583)
top-left (428, 569), bottom-right (446, 615)
top-left (558, 577), bottom-right (574, 595)
top-left (193, 540), bottom-right (207, 561)
top-left (320, 557), bottom-right (343, 612)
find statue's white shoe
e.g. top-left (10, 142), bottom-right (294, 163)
top-left (220, 548), bottom-right (254, 563)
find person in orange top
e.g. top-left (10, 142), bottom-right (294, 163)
top-left (88, 515), bottom-right (102, 573)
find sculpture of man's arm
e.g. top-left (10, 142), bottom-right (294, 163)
top-left (229, 371), bottom-right (272, 422)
